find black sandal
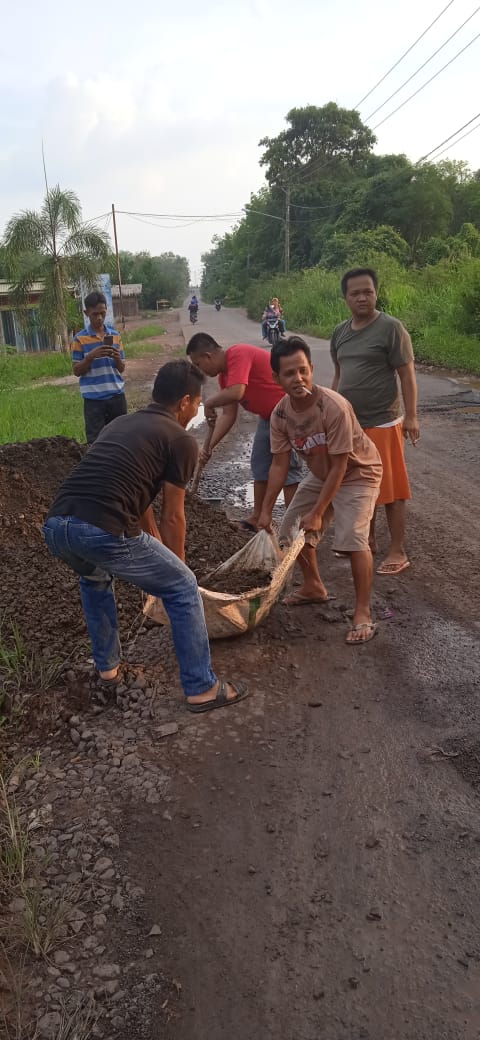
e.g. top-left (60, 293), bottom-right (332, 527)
top-left (186, 679), bottom-right (248, 714)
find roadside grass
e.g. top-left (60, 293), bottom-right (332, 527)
top-left (0, 769), bottom-right (31, 894)
top-left (0, 613), bottom-right (64, 719)
top-left (245, 260), bottom-right (480, 374)
top-left (123, 323), bottom-right (165, 342)
top-left (125, 338), bottom-right (165, 358)
top-left (0, 386), bottom-right (84, 444)
top-left (21, 885), bottom-right (78, 958)
top-left (0, 352), bottom-right (72, 390)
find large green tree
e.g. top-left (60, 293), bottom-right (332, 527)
top-left (118, 251), bottom-right (190, 308)
top-left (259, 103), bottom-right (376, 184)
top-left (3, 186), bottom-right (111, 350)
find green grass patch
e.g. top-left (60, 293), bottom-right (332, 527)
top-left (125, 339), bottom-right (165, 358)
top-left (0, 386), bottom-right (84, 444)
top-left (123, 323), bottom-right (165, 343)
top-left (0, 351), bottom-right (72, 390)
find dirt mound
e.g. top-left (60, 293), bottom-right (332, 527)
top-left (0, 437), bottom-right (248, 664)
top-left (0, 436), bottom-right (85, 502)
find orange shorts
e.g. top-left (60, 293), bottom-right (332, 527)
top-left (364, 423), bottom-right (411, 506)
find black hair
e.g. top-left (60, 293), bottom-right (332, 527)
top-left (270, 335), bottom-right (312, 375)
top-left (186, 332), bottom-right (220, 356)
top-left (84, 291), bottom-right (107, 310)
top-left (152, 359), bottom-right (205, 405)
top-left (341, 267), bottom-right (378, 297)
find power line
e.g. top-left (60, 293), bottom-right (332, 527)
top-left (428, 119), bottom-right (480, 158)
top-left (116, 209), bottom-right (243, 220)
top-left (419, 110), bottom-right (480, 160)
top-left (366, 5), bottom-right (480, 121)
top-left (372, 30), bottom-right (480, 130)
top-left (355, 0), bottom-right (456, 107)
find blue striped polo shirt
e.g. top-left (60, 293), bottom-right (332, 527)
top-left (72, 323), bottom-right (126, 400)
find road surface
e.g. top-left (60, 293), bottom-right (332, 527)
top-left (131, 303), bottom-right (480, 1039)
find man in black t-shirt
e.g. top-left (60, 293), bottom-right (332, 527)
top-left (43, 360), bottom-right (247, 714)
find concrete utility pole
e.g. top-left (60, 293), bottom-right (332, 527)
top-left (284, 185), bottom-right (291, 276)
top-left (111, 204), bottom-right (125, 330)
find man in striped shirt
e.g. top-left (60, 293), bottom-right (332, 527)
top-left (72, 291), bottom-right (127, 444)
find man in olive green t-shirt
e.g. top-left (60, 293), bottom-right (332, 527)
top-left (331, 267), bottom-right (420, 576)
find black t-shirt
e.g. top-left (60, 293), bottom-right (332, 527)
top-left (48, 403), bottom-right (198, 537)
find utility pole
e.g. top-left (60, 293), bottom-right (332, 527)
top-left (111, 204), bottom-right (125, 330)
top-left (284, 184), bottom-right (291, 276)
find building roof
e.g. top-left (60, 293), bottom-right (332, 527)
top-left (111, 283), bottom-right (142, 298)
top-left (0, 280), bottom-right (46, 296)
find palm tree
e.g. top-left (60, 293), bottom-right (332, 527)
top-left (3, 187), bottom-right (112, 351)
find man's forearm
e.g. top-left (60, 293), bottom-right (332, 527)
top-left (160, 515), bottom-right (186, 561)
top-left (311, 463), bottom-right (347, 517)
top-left (209, 410), bottom-right (237, 450)
top-left (398, 364), bottom-right (418, 418)
top-left (206, 387), bottom-right (244, 408)
top-left (73, 356), bottom-right (93, 376)
top-left (140, 506), bottom-right (162, 541)
top-left (262, 460), bottom-right (290, 513)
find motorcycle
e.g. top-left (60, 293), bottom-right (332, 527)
top-left (266, 315), bottom-right (284, 347)
top-left (215, 301), bottom-right (222, 311)
top-left (189, 308), bottom-right (198, 324)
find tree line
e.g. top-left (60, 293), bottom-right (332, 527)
top-left (201, 103), bottom-right (480, 306)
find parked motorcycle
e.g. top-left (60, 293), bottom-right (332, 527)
top-left (266, 315), bottom-right (284, 347)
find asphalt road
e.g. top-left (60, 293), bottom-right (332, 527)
top-left (130, 300), bottom-right (480, 1040)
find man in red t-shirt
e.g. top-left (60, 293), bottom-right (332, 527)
top-left (186, 333), bottom-right (301, 529)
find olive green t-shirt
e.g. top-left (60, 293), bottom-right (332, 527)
top-left (330, 312), bottom-right (414, 428)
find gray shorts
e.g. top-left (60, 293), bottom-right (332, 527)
top-left (251, 417), bottom-right (302, 486)
top-left (279, 470), bottom-right (379, 552)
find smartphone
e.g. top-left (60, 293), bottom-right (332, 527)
top-left (104, 335), bottom-right (114, 347)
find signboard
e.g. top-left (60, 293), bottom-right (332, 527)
top-left (78, 274), bottom-right (115, 327)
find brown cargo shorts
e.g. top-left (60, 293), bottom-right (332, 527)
top-left (279, 471), bottom-right (379, 552)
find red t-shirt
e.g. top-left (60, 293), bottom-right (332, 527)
top-left (218, 344), bottom-right (285, 420)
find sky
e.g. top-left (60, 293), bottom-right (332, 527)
top-left (0, 0), bottom-right (478, 278)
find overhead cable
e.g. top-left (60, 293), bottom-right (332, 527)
top-left (366, 5), bottom-right (480, 120)
top-left (355, 0), bottom-right (456, 107)
top-left (418, 110), bottom-right (480, 160)
top-left (372, 30), bottom-right (480, 130)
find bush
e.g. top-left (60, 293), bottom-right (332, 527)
top-left (246, 255), bottom-right (479, 373)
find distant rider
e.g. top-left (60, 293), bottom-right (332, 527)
top-left (261, 299), bottom-right (286, 340)
top-left (261, 302), bottom-right (276, 340)
top-left (189, 295), bottom-right (199, 318)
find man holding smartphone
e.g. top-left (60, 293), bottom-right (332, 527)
top-left (72, 291), bottom-right (127, 444)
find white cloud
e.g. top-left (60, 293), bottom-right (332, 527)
top-left (1, 0), bottom-right (479, 270)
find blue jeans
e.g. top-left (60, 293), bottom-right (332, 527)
top-left (42, 516), bottom-right (217, 698)
top-left (251, 417), bottom-right (303, 485)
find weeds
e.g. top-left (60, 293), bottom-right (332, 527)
top-left (20, 886), bottom-right (77, 959)
top-left (0, 771), bottom-right (31, 894)
top-left (0, 614), bottom-right (63, 716)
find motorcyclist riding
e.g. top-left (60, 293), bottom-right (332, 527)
top-left (261, 299), bottom-right (286, 340)
top-left (188, 295), bottom-right (199, 322)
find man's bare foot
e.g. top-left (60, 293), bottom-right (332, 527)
top-left (186, 679), bottom-right (248, 714)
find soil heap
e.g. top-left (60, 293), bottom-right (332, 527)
top-left (0, 437), bottom-right (247, 662)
